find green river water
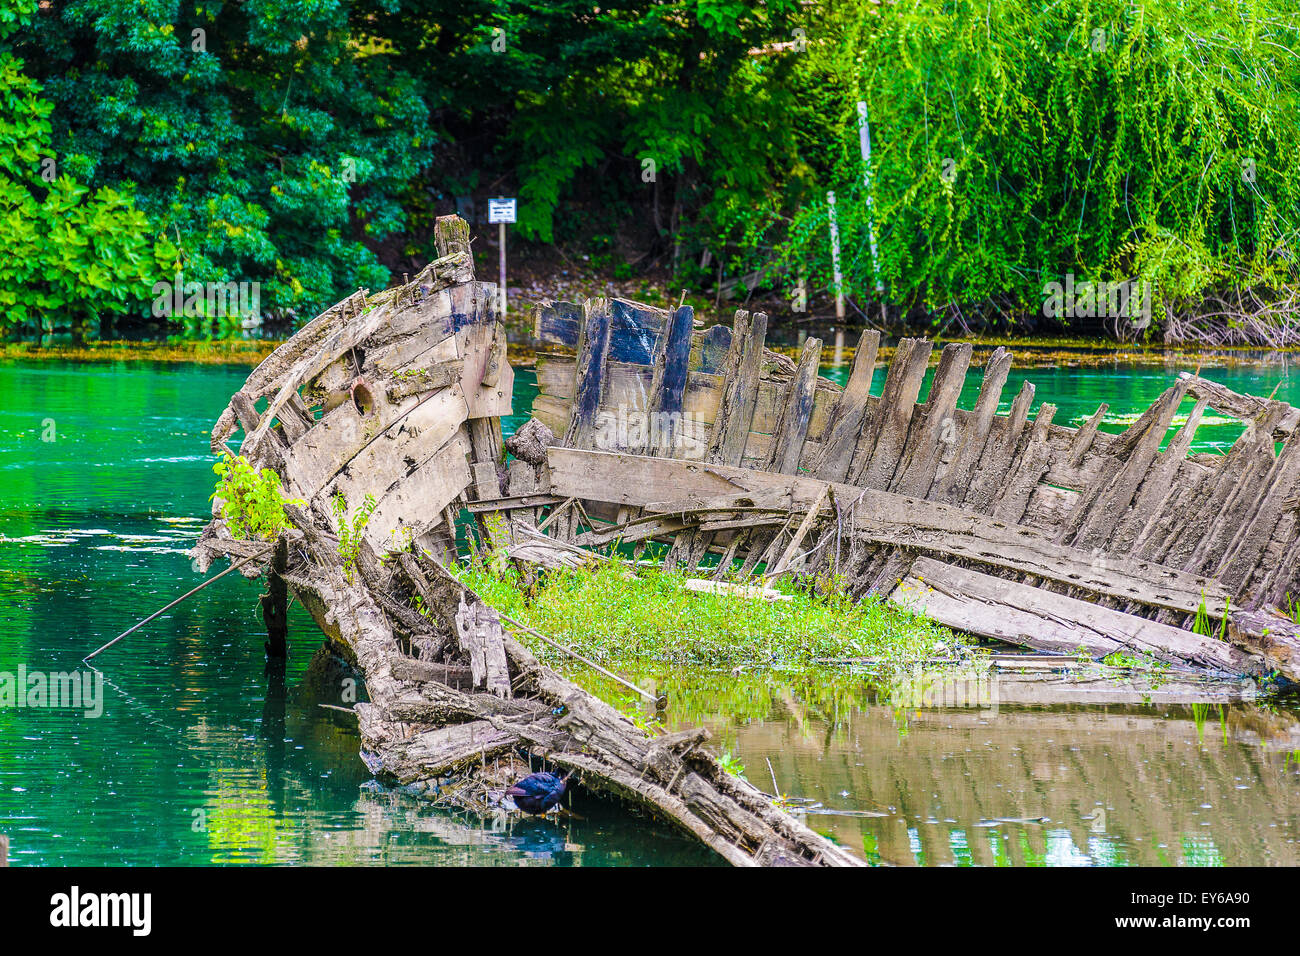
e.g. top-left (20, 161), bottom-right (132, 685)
top-left (2, 354), bottom-right (1299, 866)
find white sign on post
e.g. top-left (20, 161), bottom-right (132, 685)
top-left (488, 198), bottom-right (516, 316)
top-left (488, 198), bottom-right (517, 224)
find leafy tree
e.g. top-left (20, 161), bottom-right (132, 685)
top-left (0, 10), bottom-right (174, 336)
top-left (780, 0), bottom-right (1300, 333)
top-left (8, 0), bottom-right (1300, 340)
top-left (15, 0), bottom-right (436, 323)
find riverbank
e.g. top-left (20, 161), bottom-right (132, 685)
top-left (0, 339), bottom-right (279, 366)
top-left (5, 329), bottom-right (1299, 371)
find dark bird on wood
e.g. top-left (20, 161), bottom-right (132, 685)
top-left (506, 769), bottom-right (573, 815)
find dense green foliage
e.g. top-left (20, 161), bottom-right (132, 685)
top-left (6, 0), bottom-right (1300, 336)
top-left (0, 1), bottom-right (175, 334)
top-left (779, 0), bottom-right (1300, 330)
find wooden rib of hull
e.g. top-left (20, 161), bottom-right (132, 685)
top-left (532, 297), bottom-right (1300, 681)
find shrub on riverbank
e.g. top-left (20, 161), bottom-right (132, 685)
top-left (0, 44), bottom-right (174, 337)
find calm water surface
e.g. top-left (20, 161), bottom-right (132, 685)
top-left (1, 353), bottom-right (1298, 866)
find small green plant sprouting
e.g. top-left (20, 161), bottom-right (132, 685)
top-left (381, 525), bottom-right (414, 565)
top-left (1192, 591), bottom-right (1231, 641)
top-left (333, 491), bottom-right (377, 582)
top-left (210, 453), bottom-right (305, 541)
top-left (1287, 594), bottom-right (1300, 625)
top-left (717, 750), bottom-right (746, 779)
top-left (480, 511), bottom-right (511, 577)
top-left (1102, 651), bottom-right (1143, 668)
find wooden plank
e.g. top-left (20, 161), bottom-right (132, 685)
top-left (386, 362), bottom-right (464, 403)
top-left (810, 330), bottom-right (880, 481)
top-left (370, 323), bottom-right (463, 381)
top-left (276, 391), bottom-right (314, 444)
top-left (1181, 404), bottom-right (1289, 574)
top-left (608, 298), bottom-right (673, 362)
top-left (706, 310), bottom-right (768, 466)
top-left (992, 402), bottom-right (1056, 524)
top-left (767, 335), bottom-right (822, 475)
top-left (1112, 397), bottom-right (1208, 554)
top-left (931, 347), bottom-right (1012, 504)
top-left (1178, 372), bottom-right (1300, 438)
top-left (691, 323), bottom-right (734, 375)
top-left (563, 298), bottom-right (613, 450)
top-left (1068, 403), bottom-right (1110, 467)
top-left (324, 384), bottom-right (469, 519)
top-left (893, 557), bottom-right (1264, 674)
top-left (1216, 431), bottom-right (1300, 593)
top-left (771, 485), bottom-right (830, 575)
top-left (240, 302), bottom-right (392, 457)
top-left (465, 493), bottom-right (566, 513)
top-left (1135, 465), bottom-right (1209, 559)
top-left (1239, 512), bottom-right (1299, 609)
top-left (458, 318), bottom-right (513, 419)
top-left (639, 303), bottom-right (694, 457)
top-left (578, 516), bottom-right (690, 548)
top-left (455, 593), bottom-right (512, 698)
top-left (1226, 609), bottom-right (1300, 679)
top-left (891, 342), bottom-right (973, 497)
top-left (534, 299), bottom-right (585, 353)
top-left (547, 447), bottom-right (1232, 616)
top-left (849, 338), bottom-right (932, 488)
top-left (963, 378), bottom-right (1034, 514)
top-left (535, 297), bottom-right (672, 364)
top-left (283, 389), bottom-right (425, 500)
top-left (362, 429), bottom-right (472, 551)
top-left (391, 720), bottom-right (519, 779)
top-left (1260, 518), bottom-right (1300, 609)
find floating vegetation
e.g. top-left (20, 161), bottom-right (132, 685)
top-left (454, 557), bottom-right (960, 672)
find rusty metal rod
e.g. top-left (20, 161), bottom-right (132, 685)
top-left (84, 545), bottom-right (275, 662)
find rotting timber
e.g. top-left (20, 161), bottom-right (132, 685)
top-left (529, 296), bottom-right (1300, 681)
top-left (192, 213), bottom-right (1300, 866)
top-left (190, 216), bottom-right (862, 867)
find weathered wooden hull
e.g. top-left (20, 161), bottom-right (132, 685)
top-left (531, 298), bottom-right (1300, 681)
top-left (189, 210), bottom-right (1300, 866)
top-left (191, 216), bottom-right (861, 867)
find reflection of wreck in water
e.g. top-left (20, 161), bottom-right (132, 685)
top-left (191, 212), bottom-right (1300, 867)
top-left (668, 675), bottom-right (1300, 867)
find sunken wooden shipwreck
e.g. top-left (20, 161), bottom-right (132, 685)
top-left (192, 213), bottom-right (1300, 867)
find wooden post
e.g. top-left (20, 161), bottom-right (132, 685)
top-left (498, 221), bottom-right (507, 317)
top-left (642, 303), bottom-right (694, 458)
top-left (434, 214), bottom-right (471, 258)
top-left (0, 833), bottom-right (8, 867)
top-left (563, 298), bottom-right (613, 450)
top-left (707, 310), bottom-right (768, 466)
top-left (260, 537), bottom-right (289, 659)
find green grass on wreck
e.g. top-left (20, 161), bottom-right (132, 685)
top-left (451, 557), bottom-right (964, 672)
